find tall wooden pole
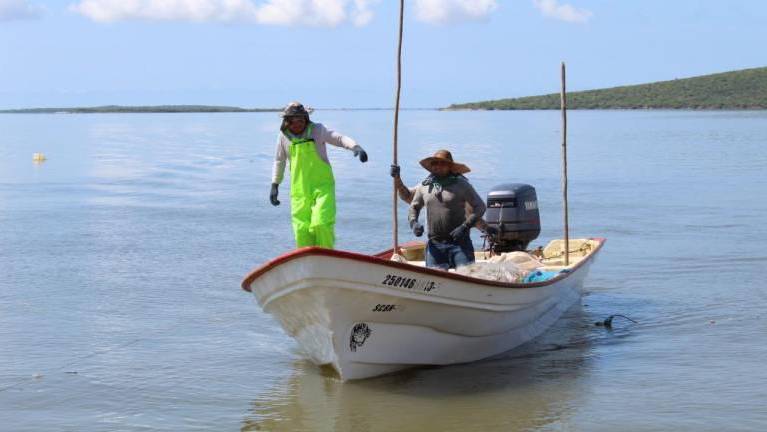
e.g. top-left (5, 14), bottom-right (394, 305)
top-left (392, 0), bottom-right (404, 256)
top-left (560, 62), bottom-right (570, 266)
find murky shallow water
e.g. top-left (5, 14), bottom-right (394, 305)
top-left (1, 111), bottom-right (766, 431)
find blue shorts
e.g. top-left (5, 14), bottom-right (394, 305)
top-left (425, 235), bottom-right (475, 270)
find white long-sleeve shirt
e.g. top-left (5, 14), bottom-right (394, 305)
top-left (271, 122), bottom-right (362, 184)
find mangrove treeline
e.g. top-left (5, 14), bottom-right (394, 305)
top-left (447, 67), bottom-right (767, 110)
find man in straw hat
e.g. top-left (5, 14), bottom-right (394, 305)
top-left (270, 101), bottom-right (368, 249)
top-left (408, 150), bottom-right (486, 270)
top-left (389, 164), bottom-right (496, 237)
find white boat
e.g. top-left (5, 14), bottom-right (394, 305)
top-left (241, 237), bottom-right (605, 380)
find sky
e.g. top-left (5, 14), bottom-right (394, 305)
top-left (1, 0), bottom-right (766, 109)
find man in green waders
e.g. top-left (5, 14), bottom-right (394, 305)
top-left (269, 102), bottom-right (368, 249)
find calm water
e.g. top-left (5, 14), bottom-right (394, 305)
top-left (1, 110), bottom-right (766, 431)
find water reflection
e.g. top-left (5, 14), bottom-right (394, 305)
top-left (243, 304), bottom-right (597, 432)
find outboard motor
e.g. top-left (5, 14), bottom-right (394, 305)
top-left (485, 183), bottom-right (541, 253)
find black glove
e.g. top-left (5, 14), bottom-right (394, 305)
top-left (390, 164), bottom-right (400, 178)
top-left (269, 183), bottom-right (280, 206)
top-left (450, 223), bottom-right (469, 241)
top-left (410, 220), bottom-right (424, 237)
top-left (354, 149), bottom-right (368, 163)
top-left (484, 226), bottom-right (499, 238)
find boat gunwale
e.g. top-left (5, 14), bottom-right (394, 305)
top-left (241, 238), bottom-right (605, 292)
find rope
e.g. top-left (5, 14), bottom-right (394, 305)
top-left (0, 336), bottom-right (145, 393)
top-left (541, 243), bottom-right (592, 261)
top-left (392, 0), bottom-right (404, 256)
top-left (596, 314), bottom-right (638, 328)
top-left (0, 311), bottom-right (242, 393)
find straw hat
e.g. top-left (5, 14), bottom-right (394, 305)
top-left (419, 149), bottom-right (471, 174)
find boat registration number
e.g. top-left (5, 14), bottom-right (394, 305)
top-left (380, 274), bottom-right (439, 293)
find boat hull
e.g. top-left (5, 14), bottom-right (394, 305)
top-left (243, 239), bottom-right (604, 380)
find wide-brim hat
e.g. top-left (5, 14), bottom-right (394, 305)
top-left (419, 149), bottom-right (471, 174)
top-left (280, 101), bottom-right (311, 118)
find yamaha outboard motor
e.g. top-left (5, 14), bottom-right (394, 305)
top-left (485, 183), bottom-right (541, 253)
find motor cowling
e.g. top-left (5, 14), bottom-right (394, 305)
top-left (485, 183), bottom-right (541, 253)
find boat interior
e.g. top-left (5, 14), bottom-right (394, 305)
top-left (394, 238), bottom-right (600, 282)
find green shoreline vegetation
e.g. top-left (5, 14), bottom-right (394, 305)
top-left (4, 67), bottom-right (766, 113)
top-left (447, 67), bottom-right (767, 110)
top-left (0, 106), bottom-right (424, 114)
top-left (0, 105), bottom-right (281, 114)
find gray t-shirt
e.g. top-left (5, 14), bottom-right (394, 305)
top-left (408, 176), bottom-right (486, 240)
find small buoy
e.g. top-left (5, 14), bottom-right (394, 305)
top-left (32, 152), bottom-right (47, 162)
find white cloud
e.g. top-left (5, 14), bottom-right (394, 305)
top-left (413, 0), bottom-right (497, 24)
top-left (256, 0), bottom-right (348, 26)
top-left (69, 0), bottom-right (504, 26)
top-left (532, 0), bottom-right (592, 24)
top-left (70, 0), bottom-right (259, 23)
top-left (351, 0), bottom-right (376, 26)
top-left (70, 0), bottom-right (380, 26)
top-left (0, 0), bottom-right (44, 21)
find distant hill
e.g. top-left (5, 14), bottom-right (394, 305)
top-left (0, 105), bottom-right (280, 114)
top-left (447, 67), bottom-right (767, 110)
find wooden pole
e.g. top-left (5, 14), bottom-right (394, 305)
top-left (392, 0), bottom-right (404, 256)
top-left (560, 62), bottom-right (570, 266)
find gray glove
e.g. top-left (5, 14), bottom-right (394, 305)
top-left (484, 226), bottom-right (499, 238)
top-left (390, 164), bottom-right (400, 178)
top-left (354, 149), bottom-right (368, 163)
top-left (269, 183), bottom-right (280, 206)
top-left (410, 220), bottom-right (424, 237)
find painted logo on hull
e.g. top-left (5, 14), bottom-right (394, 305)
top-left (350, 323), bottom-right (371, 352)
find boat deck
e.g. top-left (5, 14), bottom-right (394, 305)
top-left (398, 238), bottom-right (599, 274)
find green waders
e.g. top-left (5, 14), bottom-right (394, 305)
top-left (288, 124), bottom-right (336, 249)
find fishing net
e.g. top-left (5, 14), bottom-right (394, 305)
top-left (455, 252), bottom-right (544, 283)
top-left (455, 261), bottom-right (527, 282)
top-left (486, 251), bottom-right (543, 271)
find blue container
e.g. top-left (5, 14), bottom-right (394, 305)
top-left (523, 270), bottom-right (562, 283)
